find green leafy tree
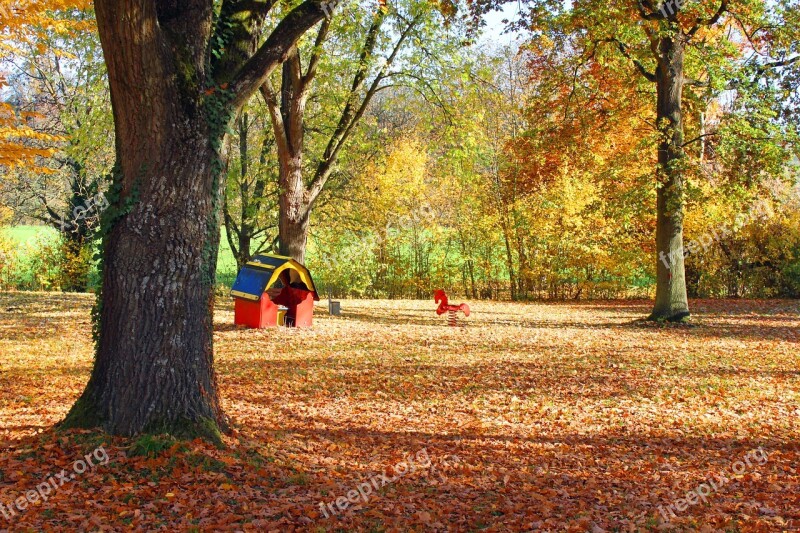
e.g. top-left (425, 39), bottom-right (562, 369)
top-left (222, 109), bottom-right (279, 270)
top-left (262, 0), bottom-right (461, 262)
top-left (2, 10), bottom-right (113, 291)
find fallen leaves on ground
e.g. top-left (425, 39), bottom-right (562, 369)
top-left (0, 293), bottom-right (799, 531)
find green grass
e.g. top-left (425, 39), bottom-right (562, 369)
top-left (216, 233), bottom-right (239, 288)
top-left (127, 434), bottom-right (183, 458)
top-left (2, 225), bottom-right (241, 287)
top-left (2, 225), bottom-right (59, 246)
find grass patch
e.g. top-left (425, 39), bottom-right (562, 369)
top-left (127, 434), bottom-right (184, 458)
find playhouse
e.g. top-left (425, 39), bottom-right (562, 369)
top-left (230, 254), bottom-right (320, 328)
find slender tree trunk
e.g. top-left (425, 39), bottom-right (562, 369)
top-left (223, 114), bottom-right (276, 270)
top-left (266, 52), bottom-right (313, 264)
top-left (515, 226), bottom-right (528, 299)
top-left (650, 34), bottom-right (691, 321)
top-left (502, 226), bottom-right (517, 301)
top-left (279, 205), bottom-right (310, 262)
top-left (278, 152), bottom-right (311, 262)
top-left (468, 260), bottom-right (477, 299)
top-left (236, 114), bottom-right (253, 268)
top-left (494, 177), bottom-right (517, 300)
top-left (266, 11), bottom-right (414, 264)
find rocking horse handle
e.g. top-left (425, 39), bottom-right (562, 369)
top-left (434, 290), bottom-right (449, 315)
top-left (434, 289), bottom-right (448, 307)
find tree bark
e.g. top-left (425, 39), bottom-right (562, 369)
top-left (650, 33), bottom-right (691, 321)
top-left (278, 159), bottom-right (311, 263)
top-left (501, 223), bottom-right (517, 301)
top-left (274, 50), bottom-right (312, 263)
top-left (631, 0), bottom-right (729, 320)
top-left (262, 10), bottom-right (417, 263)
top-left (63, 0), bottom-right (326, 439)
top-left (71, 131), bottom-right (227, 438)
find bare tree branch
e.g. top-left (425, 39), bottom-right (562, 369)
top-left (636, 0), bottom-right (665, 21)
top-left (228, 0), bottom-right (327, 110)
top-left (687, 0), bottom-right (727, 38)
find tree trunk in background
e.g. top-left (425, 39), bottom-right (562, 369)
top-left (650, 34), bottom-right (691, 321)
top-left (494, 178), bottom-right (517, 300)
top-left (278, 163), bottom-right (311, 263)
top-left (233, 114), bottom-right (254, 269)
top-left (63, 0), bottom-right (326, 438)
top-left (515, 226), bottom-right (529, 299)
top-left (502, 227), bottom-right (517, 301)
top-left (273, 52), bottom-right (312, 264)
top-left (223, 113), bottom-right (274, 271)
top-left (44, 160), bottom-right (98, 293)
top-left (59, 235), bottom-right (92, 292)
top-left (233, 227), bottom-right (253, 269)
top-left (264, 11), bottom-right (413, 264)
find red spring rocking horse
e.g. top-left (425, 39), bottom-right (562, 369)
top-left (434, 290), bottom-right (470, 327)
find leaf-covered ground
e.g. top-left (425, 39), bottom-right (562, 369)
top-left (0, 293), bottom-right (798, 532)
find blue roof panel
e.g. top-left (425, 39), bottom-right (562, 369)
top-left (231, 266), bottom-right (273, 301)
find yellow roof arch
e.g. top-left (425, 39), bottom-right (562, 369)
top-left (231, 254), bottom-right (319, 302)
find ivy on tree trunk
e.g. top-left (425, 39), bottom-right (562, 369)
top-left (63, 0), bottom-right (327, 439)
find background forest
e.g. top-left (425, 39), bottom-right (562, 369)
top-left (2, 0), bottom-right (799, 301)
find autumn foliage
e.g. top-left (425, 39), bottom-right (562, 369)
top-left (2, 294), bottom-right (799, 530)
top-left (0, 0), bottom-right (799, 529)
top-left (0, 0), bottom-right (92, 170)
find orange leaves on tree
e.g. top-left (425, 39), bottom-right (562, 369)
top-left (0, 0), bottom-right (92, 171)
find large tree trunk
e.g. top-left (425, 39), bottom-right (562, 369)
top-left (650, 34), bottom-right (691, 321)
top-left (70, 132), bottom-right (227, 438)
top-left (63, 0), bottom-right (326, 439)
top-left (62, 2), bottom-right (229, 439)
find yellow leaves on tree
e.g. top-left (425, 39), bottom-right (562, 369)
top-left (0, 0), bottom-right (93, 171)
top-left (0, 0), bottom-right (92, 38)
top-left (363, 137), bottom-right (430, 227)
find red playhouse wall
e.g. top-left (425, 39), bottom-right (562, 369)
top-left (234, 297), bottom-right (279, 328)
top-left (234, 293), bottom-right (315, 329)
top-left (290, 293), bottom-right (315, 328)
